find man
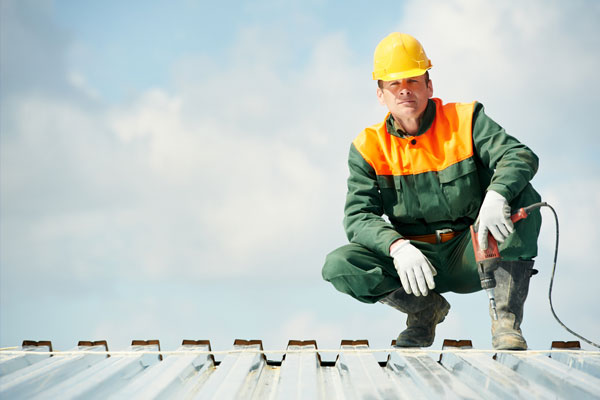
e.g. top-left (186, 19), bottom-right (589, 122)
top-left (322, 32), bottom-right (541, 350)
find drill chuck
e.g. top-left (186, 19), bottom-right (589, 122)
top-left (477, 262), bottom-right (497, 289)
top-left (480, 276), bottom-right (496, 290)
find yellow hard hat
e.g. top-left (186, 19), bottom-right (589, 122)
top-left (372, 33), bottom-right (432, 81)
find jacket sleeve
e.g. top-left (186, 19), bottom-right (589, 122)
top-left (343, 143), bottom-right (403, 257)
top-left (472, 103), bottom-right (539, 202)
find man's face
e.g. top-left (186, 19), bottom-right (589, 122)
top-left (376, 74), bottom-right (433, 121)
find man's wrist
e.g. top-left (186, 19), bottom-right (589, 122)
top-left (390, 238), bottom-right (408, 255)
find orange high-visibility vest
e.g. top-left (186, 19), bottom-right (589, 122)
top-left (353, 98), bottom-right (476, 176)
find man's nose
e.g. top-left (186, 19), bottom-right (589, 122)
top-left (398, 80), bottom-right (411, 94)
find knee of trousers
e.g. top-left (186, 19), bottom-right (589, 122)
top-left (323, 244), bottom-right (364, 282)
top-left (322, 243), bottom-right (400, 304)
top-left (322, 243), bottom-right (391, 280)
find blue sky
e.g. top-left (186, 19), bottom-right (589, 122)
top-left (1, 0), bottom-right (599, 354)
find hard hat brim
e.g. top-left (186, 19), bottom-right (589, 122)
top-left (372, 68), bottom-right (431, 81)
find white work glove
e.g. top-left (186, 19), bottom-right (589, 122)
top-left (477, 190), bottom-right (514, 250)
top-left (390, 240), bottom-right (437, 296)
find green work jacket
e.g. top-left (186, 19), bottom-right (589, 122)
top-left (344, 98), bottom-right (539, 257)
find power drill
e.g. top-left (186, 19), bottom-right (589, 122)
top-left (470, 202), bottom-right (547, 320)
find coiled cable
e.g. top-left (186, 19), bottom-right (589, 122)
top-left (543, 203), bottom-right (599, 348)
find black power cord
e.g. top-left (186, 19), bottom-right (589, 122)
top-left (542, 203), bottom-right (600, 349)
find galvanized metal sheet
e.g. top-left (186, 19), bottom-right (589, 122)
top-left (275, 341), bottom-right (319, 399)
top-left (551, 350), bottom-right (600, 379)
top-left (114, 342), bottom-right (214, 399)
top-left (439, 343), bottom-right (559, 399)
top-left (1, 339), bottom-right (600, 399)
top-left (0, 343), bottom-right (52, 376)
top-left (0, 344), bottom-right (108, 398)
top-left (38, 343), bottom-right (159, 400)
top-left (337, 340), bottom-right (399, 399)
top-left (191, 340), bottom-right (266, 400)
top-left (387, 350), bottom-right (482, 399)
top-left (495, 352), bottom-right (600, 399)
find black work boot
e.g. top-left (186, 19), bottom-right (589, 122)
top-left (491, 260), bottom-right (535, 350)
top-left (380, 288), bottom-right (450, 347)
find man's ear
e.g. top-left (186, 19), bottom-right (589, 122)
top-left (427, 79), bottom-right (434, 98)
top-left (376, 87), bottom-right (386, 105)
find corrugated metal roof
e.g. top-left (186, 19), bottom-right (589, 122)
top-left (1, 339), bottom-right (599, 399)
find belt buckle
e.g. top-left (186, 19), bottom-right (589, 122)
top-left (435, 228), bottom-right (453, 244)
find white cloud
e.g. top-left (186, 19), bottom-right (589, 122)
top-left (2, 29), bottom-right (369, 283)
top-left (67, 71), bottom-right (100, 100)
top-left (539, 179), bottom-right (600, 264)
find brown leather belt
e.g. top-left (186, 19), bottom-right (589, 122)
top-left (404, 229), bottom-right (462, 244)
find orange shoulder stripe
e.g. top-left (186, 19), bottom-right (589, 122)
top-left (353, 98), bottom-right (475, 176)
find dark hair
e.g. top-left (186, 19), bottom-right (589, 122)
top-left (378, 71), bottom-right (430, 88)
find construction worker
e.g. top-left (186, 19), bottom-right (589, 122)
top-left (322, 32), bottom-right (542, 350)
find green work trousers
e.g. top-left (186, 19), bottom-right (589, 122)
top-left (322, 201), bottom-right (542, 304)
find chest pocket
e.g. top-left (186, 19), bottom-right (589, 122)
top-left (377, 174), bottom-right (438, 224)
top-left (437, 157), bottom-right (482, 221)
top-left (377, 175), bottom-right (409, 221)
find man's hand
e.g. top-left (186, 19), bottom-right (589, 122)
top-left (390, 239), bottom-right (437, 296)
top-left (478, 190), bottom-right (514, 250)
